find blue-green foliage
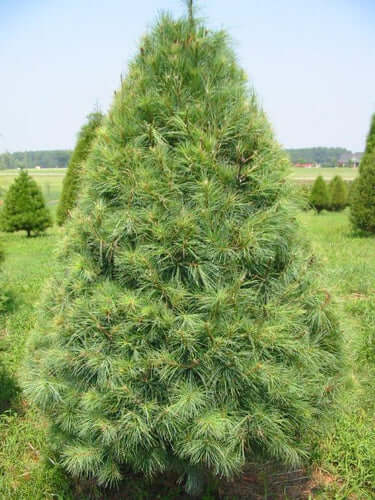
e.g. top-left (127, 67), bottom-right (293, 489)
top-left (25, 12), bottom-right (341, 494)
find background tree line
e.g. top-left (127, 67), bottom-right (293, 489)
top-left (286, 147), bottom-right (355, 165)
top-left (1, 146), bottom-right (362, 171)
top-left (0, 150), bottom-right (71, 170)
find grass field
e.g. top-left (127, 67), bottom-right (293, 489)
top-left (290, 166), bottom-right (358, 182)
top-left (0, 169), bottom-right (66, 207)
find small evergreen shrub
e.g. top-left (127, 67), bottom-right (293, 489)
top-left (329, 175), bottom-right (347, 211)
top-left (298, 184), bottom-right (311, 211)
top-left (56, 112), bottom-right (103, 226)
top-left (310, 176), bottom-right (330, 213)
top-left (0, 170), bottom-right (52, 237)
top-left (351, 114), bottom-right (375, 233)
top-left (25, 11), bottom-right (341, 494)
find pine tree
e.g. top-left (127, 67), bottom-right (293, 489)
top-left (310, 176), bottom-right (330, 213)
top-left (25, 11), bottom-right (340, 495)
top-left (329, 175), bottom-right (347, 211)
top-left (351, 114), bottom-right (375, 233)
top-left (0, 170), bottom-right (52, 237)
top-left (56, 112), bottom-right (103, 226)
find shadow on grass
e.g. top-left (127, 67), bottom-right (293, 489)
top-left (71, 463), bottom-right (329, 500)
top-left (0, 362), bottom-right (20, 413)
top-left (349, 228), bottom-right (375, 239)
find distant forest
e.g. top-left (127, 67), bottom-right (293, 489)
top-left (0, 150), bottom-right (71, 170)
top-left (285, 147), bottom-right (353, 165)
top-left (0, 147), bottom-right (361, 170)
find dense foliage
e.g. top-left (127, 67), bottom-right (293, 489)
top-left (286, 147), bottom-right (352, 165)
top-left (329, 175), bottom-right (347, 211)
top-left (351, 114), bottom-right (375, 233)
top-left (0, 150), bottom-right (71, 170)
top-left (25, 12), bottom-right (340, 495)
top-left (0, 170), bottom-right (52, 237)
top-left (56, 112), bottom-right (103, 226)
top-left (310, 176), bottom-right (330, 212)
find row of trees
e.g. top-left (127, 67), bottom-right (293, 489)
top-left (2, 145), bottom-right (356, 172)
top-left (286, 147), bottom-right (352, 165)
top-left (309, 175), bottom-right (348, 212)
top-left (0, 150), bottom-right (71, 170)
top-left (306, 114), bottom-right (375, 234)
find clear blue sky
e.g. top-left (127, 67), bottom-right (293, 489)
top-left (1, 0), bottom-right (374, 153)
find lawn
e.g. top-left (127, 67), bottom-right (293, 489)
top-left (0, 209), bottom-right (375, 498)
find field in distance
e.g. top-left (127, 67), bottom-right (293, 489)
top-left (0, 168), bottom-right (66, 206)
top-left (290, 166), bottom-right (358, 182)
top-left (0, 166), bottom-right (358, 204)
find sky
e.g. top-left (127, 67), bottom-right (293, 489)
top-left (0, 0), bottom-right (374, 153)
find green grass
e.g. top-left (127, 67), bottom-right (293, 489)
top-left (0, 169), bottom-right (66, 206)
top-left (0, 229), bottom-right (74, 499)
top-left (1, 209), bottom-right (375, 498)
top-left (299, 210), bottom-right (375, 499)
top-left (290, 166), bottom-right (358, 182)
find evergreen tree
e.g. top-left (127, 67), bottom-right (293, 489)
top-left (329, 175), bottom-right (347, 211)
top-left (310, 176), bottom-right (330, 213)
top-left (351, 114), bottom-right (375, 233)
top-left (56, 112), bottom-right (103, 226)
top-left (25, 11), bottom-right (340, 494)
top-left (0, 170), bottom-right (51, 237)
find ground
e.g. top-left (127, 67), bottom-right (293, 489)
top-left (290, 166), bottom-right (357, 182)
top-left (0, 169), bottom-right (374, 498)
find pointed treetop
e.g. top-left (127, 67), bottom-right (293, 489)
top-left (187, 0), bottom-right (193, 23)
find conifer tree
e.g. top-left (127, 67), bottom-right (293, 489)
top-left (56, 112), bottom-right (103, 226)
top-left (329, 175), bottom-right (347, 211)
top-left (351, 114), bottom-right (375, 233)
top-left (0, 170), bottom-right (51, 237)
top-left (25, 10), bottom-right (340, 495)
top-left (310, 175), bottom-right (330, 213)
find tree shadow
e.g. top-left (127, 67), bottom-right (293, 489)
top-left (0, 362), bottom-right (20, 413)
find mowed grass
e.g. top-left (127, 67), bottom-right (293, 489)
top-left (290, 166), bottom-right (358, 182)
top-left (0, 229), bottom-right (74, 498)
top-left (0, 169), bottom-right (66, 207)
top-left (1, 207), bottom-right (375, 498)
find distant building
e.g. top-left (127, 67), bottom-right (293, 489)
top-left (294, 162), bottom-right (318, 168)
top-left (338, 152), bottom-right (363, 168)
